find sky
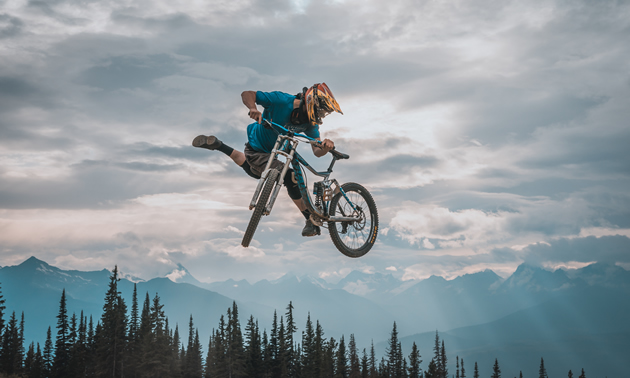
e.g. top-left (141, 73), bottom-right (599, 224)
top-left (1, 0), bottom-right (629, 284)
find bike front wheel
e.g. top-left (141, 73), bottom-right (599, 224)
top-left (242, 168), bottom-right (280, 248)
top-left (328, 183), bottom-right (378, 258)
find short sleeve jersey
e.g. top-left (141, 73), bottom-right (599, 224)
top-left (246, 91), bottom-right (320, 153)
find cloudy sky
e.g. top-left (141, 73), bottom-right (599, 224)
top-left (1, 0), bottom-right (629, 283)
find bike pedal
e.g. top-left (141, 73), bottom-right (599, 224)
top-left (309, 214), bottom-right (323, 227)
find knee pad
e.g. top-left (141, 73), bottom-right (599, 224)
top-left (284, 170), bottom-right (302, 200)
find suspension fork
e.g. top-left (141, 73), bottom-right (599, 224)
top-left (249, 137), bottom-right (286, 210)
top-left (265, 141), bottom-right (298, 214)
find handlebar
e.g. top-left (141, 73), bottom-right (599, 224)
top-left (262, 119), bottom-right (349, 160)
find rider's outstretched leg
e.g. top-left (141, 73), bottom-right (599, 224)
top-left (193, 135), bottom-right (247, 167)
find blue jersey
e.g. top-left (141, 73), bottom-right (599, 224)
top-left (247, 91), bottom-right (320, 153)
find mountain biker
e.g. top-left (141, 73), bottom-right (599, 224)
top-left (192, 83), bottom-right (343, 237)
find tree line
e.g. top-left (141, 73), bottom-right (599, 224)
top-left (0, 268), bottom-right (590, 378)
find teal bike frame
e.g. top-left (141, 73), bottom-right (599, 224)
top-left (248, 120), bottom-right (360, 225)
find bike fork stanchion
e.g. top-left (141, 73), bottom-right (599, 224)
top-left (249, 169), bottom-right (270, 209)
top-left (265, 142), bottom-right (297, 214)
top-left (249, 137), bottom-right (285, 210)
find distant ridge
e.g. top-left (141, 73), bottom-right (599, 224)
top-left (1, 256), bottom-right (627, 378)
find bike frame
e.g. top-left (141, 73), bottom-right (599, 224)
top-left (248, 120), bottom-right (361, 223)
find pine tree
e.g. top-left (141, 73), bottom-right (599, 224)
top-left (129, 284), bottom-right (139, 342)
top-left (95, 266), bottom-right (128, 378)
top-left (25, 341), bottom-right (45, 378)
top-left (473, 361), bottom-right (479, 378)
top-left (268, 310), bottom-right (280, 377)
top-left (278, 315), bottom-right (288, 377)
top-left (227, 302), bottom-right (245, 377)
top-left (138, 293), bottom-right (172, 376)
top-left (43, 326), bottom-right (53, 376)
top-left (568, 370), bottom-right (573, 378)
top-left (407, 342), bottom-right (421, 378)
top-left (315, 321), bottom-right (326, 377)
top-left (378, 357), bottom-right (387, 378)
top-left (0, 311), bottom-right (22, 375)
top-left (183, 315), bottom-right (203, 378)
top-left (386, 322), bottom-right (402, 378)
top-left (322, 336), bottom-right (337, 378)
top-left (68, 312), bottom-right (86, 377)
top-left (18, 312), bottom-right (25, 372)
top-left (578, 368), bottom-right (586, 378)
top-left (401, 357), bottom-right (408, 378)
top-left (24, 342), bottom-right (35, 375)
top-left (335, 335), bottom-right (348, 378)
top-left (425, 359), bottom-right (438, 378)
top-left (126, 284), bottom-right (140, 378)
top-left (215, 315), bottom-right (229, 377)
top-left (361, 348), bottom-right (369, 378)
top-left (28, 342), bottom-right (45, 378)
top-left (53, 289), bottom-right (70, 378)
top-left (244, 316), bottom-right (263, 377)
top-left (189, 329), bottom-right (203, 378)
top-left (440, 340), bottom-right (448, 378)
top-left (369, 341), bottom-right (377, 378)
top-left (456, 356), bottom-right (459, 378)
top-left (67, 312), bottom-right (81, 376)
top-left (261, 328), bottom-right (270, 378)
top-left (433, 331), bottom-right (441, 377)
top-left (301, 313), bottom-right (316, 378)
top-left (285, 302), bottom-right (297, 377)
top-left (0, 283), bottom-right (5, 337)
top-left (491, 359), bottom-right (501, 378)
top-left (348, 334), bottom-right (360, 378)
top-left (460, 358), bottom-right (465, 378)
top-left (539, 358), bottom-right (548, 378)
top-left (204, 332), bottom-right (215, 378)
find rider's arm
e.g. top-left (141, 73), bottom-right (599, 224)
top-left (241, 91), bottom-right (262, 123)
top-left (312, 138), bottom-right (335, 157)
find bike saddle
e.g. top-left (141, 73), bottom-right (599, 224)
top-left (331, 149), bottom-right (349, 160)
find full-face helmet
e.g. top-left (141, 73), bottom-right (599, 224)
top-left (303, 83), bottom-right (343, 125)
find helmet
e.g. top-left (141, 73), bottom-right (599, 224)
top-left (304, 83), bottom-right (343, 125)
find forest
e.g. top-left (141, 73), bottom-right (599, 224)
top-left (0, 267), bottom-right (590, 378)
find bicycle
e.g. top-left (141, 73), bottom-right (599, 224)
top-left (241, 120), bottom-right (378, 258)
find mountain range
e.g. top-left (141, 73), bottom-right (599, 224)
top-left (1, 257), bottom-right (628, 378)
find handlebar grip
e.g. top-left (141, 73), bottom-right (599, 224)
top-left (310, 140), bottom-right (350, 159)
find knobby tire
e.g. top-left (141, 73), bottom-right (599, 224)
top-left (328, 183), bottom-right (378, 258)
top-left (242, 169), bottom-right (279, 248)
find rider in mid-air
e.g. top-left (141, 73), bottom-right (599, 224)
top-left (193, 83), bottom-right (343, 237)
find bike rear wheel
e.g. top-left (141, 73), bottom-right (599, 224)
top-left (242, 168), bottom-right (280, 247)
top-left (328, 183), bottom-right (378, 258)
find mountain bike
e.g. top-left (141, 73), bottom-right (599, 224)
top-left (241, 120), bottom-right (378, 258)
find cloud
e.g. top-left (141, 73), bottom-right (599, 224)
top-left (520, 235), bottom-right (630, 265)
top-left (389, 202), bottom-right (508, 249)
top-left (166, 268), bottom-right (187, 282)
top-left (1, 0), bottom-right (630, 282)
top-left (0, 14), bottom-right (24, 38)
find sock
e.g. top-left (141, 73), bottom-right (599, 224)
top-left (217, 142), bottom-right (233, 157)
top-left (301, 210), bottom-right (311, 220)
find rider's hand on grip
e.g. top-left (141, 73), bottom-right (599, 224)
top-left (248, 109), bottom-right (262, 123)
